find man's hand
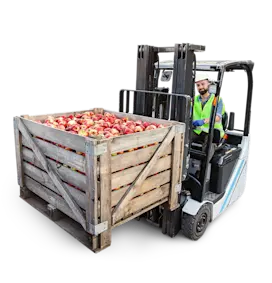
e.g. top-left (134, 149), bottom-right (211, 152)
top-left (193, 119), bottom-right (205, 127)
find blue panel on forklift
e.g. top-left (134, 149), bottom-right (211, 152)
top-left (219, 159), bottom-right (245, 213)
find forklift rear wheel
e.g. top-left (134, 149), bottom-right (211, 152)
top-left (181, 204), bottom-right (211, 240)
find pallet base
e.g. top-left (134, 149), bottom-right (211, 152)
top-left (20, 187), bottom-right (108, 253)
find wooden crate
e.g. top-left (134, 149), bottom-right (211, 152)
top-left (14, 108), bottom-right (185, 252)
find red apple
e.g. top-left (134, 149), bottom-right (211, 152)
top-left (124, 127), bottom-right (134, 135)
top-left (75, 113), bottom-right (82, 118)
top-left (87, 128), bottom-right (98, 136)
top-left (72, 124), bottom-right (80, 132)
top-left (157, 124), bottom-right (165, 128)
top-left (122, 117), bottom-right (128, 122)
top-left (104, 127), bottom-right (112, 132)
top-left (92, 116), bottom-right (99, 121)
top-left (105, 132), bottom-right (113, 139)
top-left (68, 115), bottom-right (74, 120)
top-left (113, 124), bottom-right (121, 131)
top-left (103, 121), bottom-right (111, 128)
top-left (128, 124), bottom-right (136, 131)
top-left (143, 122), bottom-right (150, 128)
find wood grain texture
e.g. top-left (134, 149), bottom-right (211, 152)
top-left (14, 117), bottom-right (24, 187)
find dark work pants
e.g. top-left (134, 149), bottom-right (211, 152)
top-left (191, 131), bottom-right (215, 162)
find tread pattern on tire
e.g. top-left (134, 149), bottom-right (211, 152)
top-left (181, 204), bottom-right (211, 240)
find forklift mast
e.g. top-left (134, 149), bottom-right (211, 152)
top-left (134, 43), bottom-right (205, 180)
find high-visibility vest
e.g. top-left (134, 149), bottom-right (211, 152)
top-left (193, 94), bottom-right (225, 138)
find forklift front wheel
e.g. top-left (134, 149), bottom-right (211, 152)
top-left (181, 204), bottom-right (211, 240)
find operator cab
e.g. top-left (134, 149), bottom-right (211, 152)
top-left (154, 59), bottom-right (254, 202)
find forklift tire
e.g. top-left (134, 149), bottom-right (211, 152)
top-left (181, 204), bottom-right (211, 240)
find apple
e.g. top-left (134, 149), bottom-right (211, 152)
top-left (135, 126), bottom-right (143, 132)
top-left (87, 128), bottom-right (98, 136)
top-left (78, 129), bottom-right (88, 137)
top-left (72, 124), bottom-right (80, 132)
top-left (143, 122), bottom-right (150, 128)
top-left (83, 119), bottom-right (94, 127)
top-left (114, 119), bottom-right (122, 124)
top-left (68, 115), bottom-right (74, 120)
top-left (112, 124), bottom-right (121, 131)
top-left (122, 117), bottom-right (128, 122)
top-left (45, 116), bottom-right (55, 123)
top-left (92, 116), bottom-right (99, 121)
top-left (103, 121), bottom-right (111, 128)
top-left (75, 113), bottom-right (82, 118)
top-left (82, 112), bottom-right (92, 117)
top-left (67, 120), bottom-right (77, 126)
top-left (157, 124), bottom-right (165, 128)
top-left (145, 125), bottom-right (157, 130)
top-left (111, 128), bottom-right (120, 135)
top-left (105, 132), bottom-right (113, 139)
top-left (135, 120), bottom-right (142, 125)
top-left (104, 127), bottom-right (112, 132)
top-left (58, 125), bottom-right (66, 131)
top-left (97, 119), bottom-right (105, 124)
top-left (124, 127), bottom-right (134, 135)
top-left (128, 124), bottom-right (136, 131)
top-left (80, 124), bottom-right (88, 131)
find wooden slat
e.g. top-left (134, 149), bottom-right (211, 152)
top-left (24, 176), bottom-right (80, 223)
top-left (169, 132), bottom-right (182, 210)
top-left (99, 140), bottom-right (112, 249)
top-left (22, 147), bottom-right (87, 191)
top-left (23, 162), bottom-right (86, 210)
top-left (14, 117), bottom-right (24, 187)
top-left (112, 126), bottom-right (175, 223)
top-left (112, 170), bottom-right (171, 207)
top-left (111, 155), bottom-right (171, 190)
top-left (22, 136), bottom-right (86, 173)
top-left (104, 109), bottom-right (175, 126)
top-left (111, 127), bottom-right (171, 153)
top-left (119, 183), bottom-right (170, 222)
top-left (111, 143), bottom-right (172, 172)
top-left (19, 117), bottom-right (87, 152)
top-left (85, 139), bottom-right (99, 248)
top-left (17, 117), bottom-right (86, 229)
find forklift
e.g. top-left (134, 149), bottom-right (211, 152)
top-left (119, 43), bottom-right (254, 240)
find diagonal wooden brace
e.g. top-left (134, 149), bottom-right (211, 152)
top-left (112, 126), bottom-right (176, 224)
top-left (16, 117), bottom-right (87, 230)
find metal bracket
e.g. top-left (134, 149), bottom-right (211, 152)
top-left (88, 221), bottom-right (108, 236)
top-left (175, 183), bottom-right (182, 193)
top-left (86, 141), bottom-right (108, 156)
top-left (175, 124), bottom-right (185, 134)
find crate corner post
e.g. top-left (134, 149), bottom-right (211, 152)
top-left (14, 116), bottom-right (24, 190)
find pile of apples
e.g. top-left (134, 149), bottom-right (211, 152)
top-left (37, 111), bottom-right (165, 138)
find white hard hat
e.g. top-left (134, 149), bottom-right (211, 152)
top-left (195, 73), bottom-right (210, 83)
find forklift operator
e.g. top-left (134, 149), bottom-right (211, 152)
top-left (192, 73), bottom-right (225, 159)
